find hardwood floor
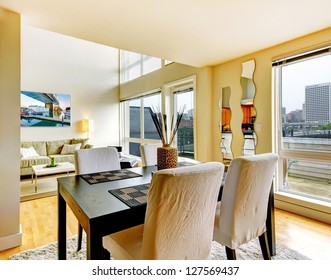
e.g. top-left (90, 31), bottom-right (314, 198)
top-left (0, 196), bottom-right (330, 260)
top-left (0, 196), bottom-right (78, 260)
top-left (274, 208), bottom-right (331, 259)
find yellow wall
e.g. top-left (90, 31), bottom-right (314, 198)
top-left (0, 8), bottom-right (21, 250)
top-left (212, 27), bottom-right (331, 161)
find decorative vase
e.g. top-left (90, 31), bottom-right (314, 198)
top-left (157, 145), bottom-right (178, 170)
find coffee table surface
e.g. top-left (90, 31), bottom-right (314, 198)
top-left (32, 162), bottom-right (75, 176)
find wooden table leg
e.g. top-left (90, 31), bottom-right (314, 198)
top-left (58, 186), bottom-right (67, 260)
top-left (87, 223), bottom-right (111, 260)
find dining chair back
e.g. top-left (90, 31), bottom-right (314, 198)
top-left (103, 162), bottom-right (225, 260)
top-left (213, 153), bottom-right (279, 260)
top-left (75, 146), bottom-right (121, 251)
top-left (140, 143), bottom-right (161, 167)
top-left (75, 146), bottom-right (120, 175)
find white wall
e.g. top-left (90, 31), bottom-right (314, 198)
top-left (0, 9), bottom-right (21, 250)
top-left (21, 25), bottom-right (120, 147)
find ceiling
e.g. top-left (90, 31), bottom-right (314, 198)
top-left (0, 0), bottom-right (330, 67)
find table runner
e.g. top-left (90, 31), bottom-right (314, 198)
top-left (80, 169), bottom-right (142, 185)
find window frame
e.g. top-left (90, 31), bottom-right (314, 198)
top-left (120, 90), bottom-right (162, 157)
top-left (163, 76), bottom-right (196, 159)
top-left (120, 50), bottom-right (162, 84)
top-left (273, 47), bottom-right (331, 195)
top-left (120, 76), bottom-right (196, 159)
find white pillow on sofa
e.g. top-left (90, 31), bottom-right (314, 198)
top-left (21, 147), bottom-right (40, 158)
top-left (61, 143), bottom-right (82, 155)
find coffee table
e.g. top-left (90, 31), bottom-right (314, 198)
top-left (31, 162), bottom-right (75, 192)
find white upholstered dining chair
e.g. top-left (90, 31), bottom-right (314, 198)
top-left (75, 146), bottom-right (121, 251)
top-left (213, 153), bottom-right (279, 260)
top-left (102, 162), bottom-right (225, 260)
top-left (139, 143), bottom-right (161, 167)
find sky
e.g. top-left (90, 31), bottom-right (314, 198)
top-left (21, 92), bottom-right (71, 110)
top-left (281, 54), bottom-right (331, 113)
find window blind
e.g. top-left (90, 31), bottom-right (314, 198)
top-left (173, 87), bottom-right (194, 95)
top-left (120, 89), bottom-right (161, 103)
top-left (272, 46), bottom-right (331, 67)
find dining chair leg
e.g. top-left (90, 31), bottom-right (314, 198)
top-left (225, 247), bottom-right (236, 260)
top-left (77, 224), bottom-right (83, 252)
top-left (258, 231), bottom-right (271, 260)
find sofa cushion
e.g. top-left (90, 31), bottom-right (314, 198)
top-left (61, 143), bottom-right (82, 155)
top-left (71, 138), bottom-right (89, 149)
top-left (21, 146), bottom-right (40, 158)
top-left (46, 139), bottom-right (71, 155)
top-left (20, 156), bottom-right (50, 168)
top-left (21, 141), bottom-right (47, 156)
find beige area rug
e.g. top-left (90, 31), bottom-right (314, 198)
top-left (9, 235), bottom-right (310, 260)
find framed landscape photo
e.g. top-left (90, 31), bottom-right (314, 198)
top-left (20, 91), bottom-right (71, 127)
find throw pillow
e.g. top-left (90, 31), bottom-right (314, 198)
top-left (61, 143), bottom-right (82, 155)
top-left (71, 138), bottom-right (88, 148)
top-left (20, 146), bottom-right (40, 158)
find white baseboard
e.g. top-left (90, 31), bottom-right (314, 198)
top-left (275, 192), bottom-right (331, 225)
top-left (0, 224), bottom-right (22, 251)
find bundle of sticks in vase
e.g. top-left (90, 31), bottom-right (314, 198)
top-left (149, 105), bottom-right (186, 147)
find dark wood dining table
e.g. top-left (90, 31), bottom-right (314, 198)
top-left (57, 165), bottom-right (276, 260)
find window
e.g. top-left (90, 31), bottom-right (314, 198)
top-left (174, 88), bottom-right (195, 159)
top-left (143, 94), bottom-right (161, 140)
top-left (120, 50), bottom-right (162, 83)
top-left (120, 74), bottom-right (196, 160)
top-left (121, 92), bottom-right (161, 157)
top-left (273, 46), bottom-right (331, 203)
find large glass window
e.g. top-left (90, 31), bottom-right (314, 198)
top-left (120, 50), bottom-right (162, 84)
top-left (174, 89), bottom-right (195, 159)
top-left (129, 99), bottom-right (140, 138)
top-left (120, 74), bottom-right (196, 161)
top-left (143, 94), bottom-right (161, 140)
top-left (122, 92), bottom-right (161, 157)
top-left (274, 47), bottom-right (331, 203)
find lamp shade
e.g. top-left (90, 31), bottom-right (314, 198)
top-left (88, 119), bottom-right (94, 132)
top-left (81, 119), bottom-right (94, 132)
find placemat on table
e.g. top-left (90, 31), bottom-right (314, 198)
top-left (109, 183), bottom-right (150, 208)
top-left (80, 169), bottom-right (142, 185)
